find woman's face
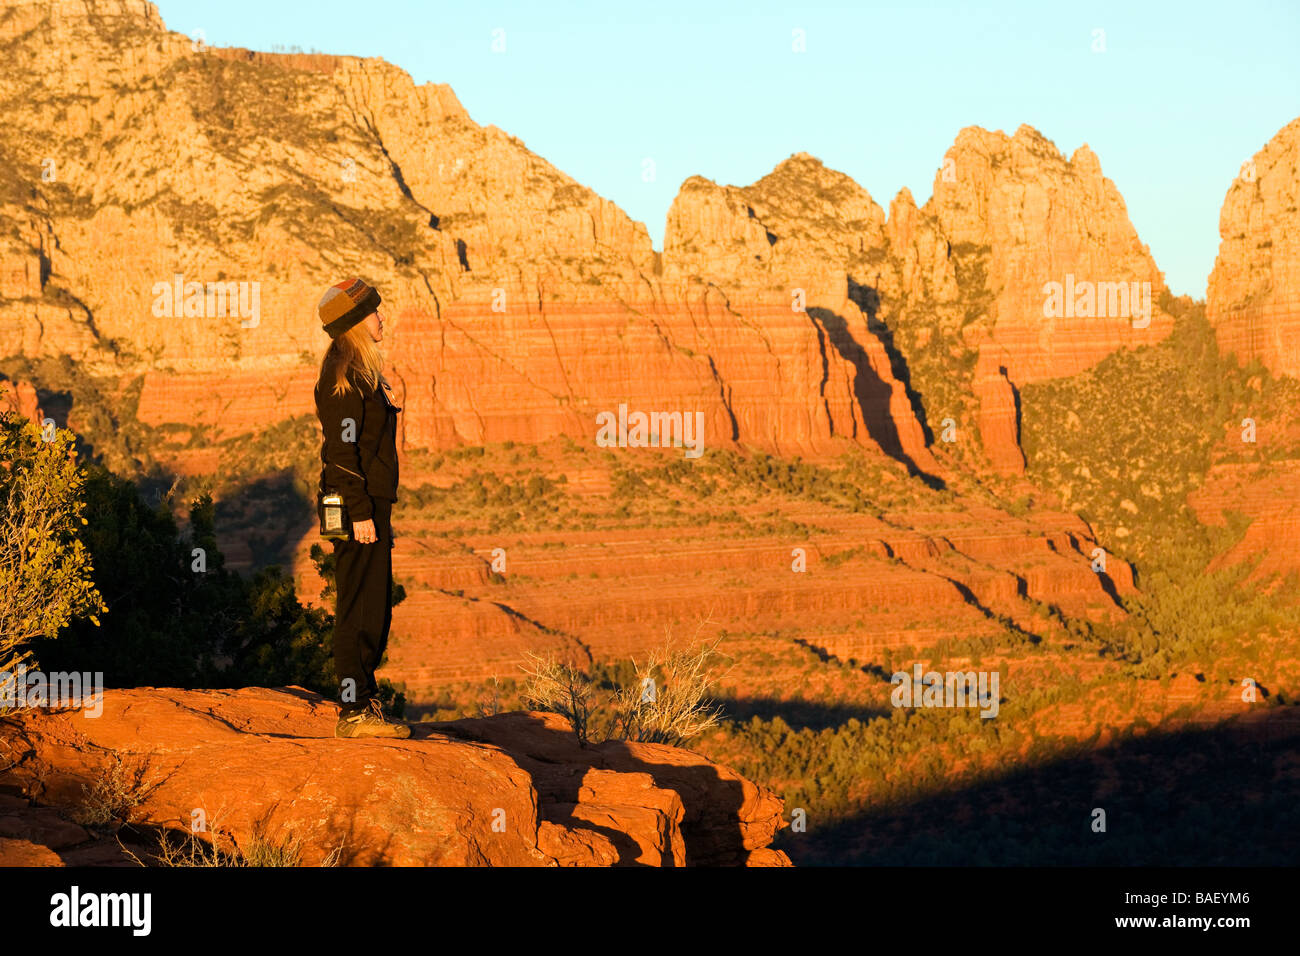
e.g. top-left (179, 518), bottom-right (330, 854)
top-left (364, 310), bottom-right (384, 342)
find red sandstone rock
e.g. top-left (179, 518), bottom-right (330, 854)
top-left (0, 837), bottom-right (65, 865)
top-left (1190, 459), bottom-right (1300, 580)
top-left (0, 687), bottom-right (789, 867)
top-left (0, 377), bottom-right (44, 425)
top-left (1207, 117), bottom-right (1300, 378)
top-left (924, 126), bottom-right (1173, 386)
top-left (431, 712), bottom-right (790, 866)
top-left (973, 348), bottom-right (1025, 475)
top-left (0, 0), bottom-right (1182, 475)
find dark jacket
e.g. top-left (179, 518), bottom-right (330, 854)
top-left (314, 362), bottom-right (400, 523)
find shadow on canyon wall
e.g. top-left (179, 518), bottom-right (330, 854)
top-left (32, 466), bottom-right (321, 689)
top-left (846, 275), bottom-right (938, 450)
top-left (214, 469), bottom-right (318, 573)
top-left (808, 292), bottom-right (944, 490)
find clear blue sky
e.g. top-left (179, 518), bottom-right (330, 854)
top-left (155, 0), bottom-right (1298, 296)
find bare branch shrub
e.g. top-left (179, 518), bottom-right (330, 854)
top-left (612, 635), bottom-right (728, 746)
top-left (475, 674), bottom-right (503, 717)
top-left (70, 752), bottom-right (160, 828)
top-left (520, 626), bottom-right (729, 747)
top-left (520, 651), bottom-right (600, 745)
top-left (122, 806), bottom-right (341, 868)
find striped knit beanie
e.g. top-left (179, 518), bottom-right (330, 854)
top-left (318, 278), bottom-right (381, 339)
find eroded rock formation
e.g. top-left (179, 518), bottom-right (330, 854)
top-left (1207, 117), bottom-right (1300, 378)
top-left (0, 687), bottom-right (789, 866)
top-left (0, 0), bottom-right (1178, 476)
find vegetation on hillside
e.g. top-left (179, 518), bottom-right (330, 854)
top-left (1021, 297), bottom-right (1300, 673)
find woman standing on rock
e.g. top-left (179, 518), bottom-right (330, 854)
top-left (314, 277), bottom-right (410, 739)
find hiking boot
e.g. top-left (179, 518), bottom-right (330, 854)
top-left (335, 699), bottom-right (411, 739)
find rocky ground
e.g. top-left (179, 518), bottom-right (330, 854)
top-left (0, 687), bottom-right (789, 866)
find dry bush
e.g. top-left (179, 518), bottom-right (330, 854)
top-left (70, 753), bottom-right (160, 828)
top-left (129, 826), bottom-right (236, 867)
top-left (476, 674), bottom-right (503, 717)
top-left (124, 807), bottom-right (341, 868)
top-left (611, 636), bottom-right (728, 746)
top-left (521, 629), bottom-right (729, 747)
top-left (520, 652), bottom-right (602, 745)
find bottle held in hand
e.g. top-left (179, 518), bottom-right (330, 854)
top-left (319, 492), bottom-right (350, 540)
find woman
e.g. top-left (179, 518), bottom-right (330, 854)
top-left (314, 277), bottom-right (409, 739)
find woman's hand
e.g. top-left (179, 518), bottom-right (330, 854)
top-left (352, 518), bottom-right (377, 544)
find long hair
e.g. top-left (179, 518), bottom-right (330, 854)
top-left (318, 321), bottom-right (383, 398)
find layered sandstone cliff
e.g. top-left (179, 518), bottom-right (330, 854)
top-left (925, 126), bottom-right (1172, 383)
top-left (0, 0), bottom-right (1180, 476)
top-left (1207, 117), bottom-right (1300, 378)
top-left (1198, 118), bottom-right (1300, 581)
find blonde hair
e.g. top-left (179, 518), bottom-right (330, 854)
top-left (319, 321), bottom-right (384, 398)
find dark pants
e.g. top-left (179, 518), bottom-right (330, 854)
top-left (332, 496), bottom-right (394, 714)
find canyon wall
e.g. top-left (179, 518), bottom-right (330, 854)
top-left (0, 0), bottom-right (1183, 475)
top-left (1207, 117), bottom-right (1300, 379)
